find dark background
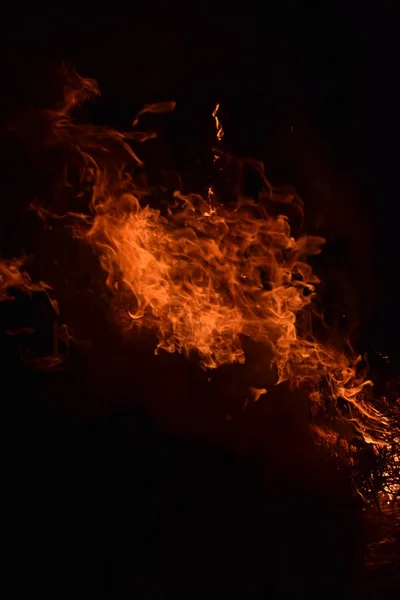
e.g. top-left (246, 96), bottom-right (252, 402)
top-left (1, 6), bottom-right (396, 599)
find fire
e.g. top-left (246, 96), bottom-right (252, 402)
top-left (0, 258), bottom-right (47, 300)
top-left (5, 65), bottom-right (394, 455)
top-left (38, 68), bottom-right (383, 448)
top-left (212, 103), bottom-right (224, 142)
top-left (1, 64), bottom-right (398, 592)
top-left (85, 187), bottom-right (387, 440)
top-left (250, 387), bottom-right (267, 402)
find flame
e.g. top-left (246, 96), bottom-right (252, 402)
top-left (250, 387), bottom-right (267, 402)
top-left (212, 103), bottom-right (224, 142)
top-left (85, 190), bottom-right (386, 438)
top-left (132, 101), bottom-right (176, 127)
top-left (12, 65), bottom-right (392, 451)
top-left (0, 258), bottom-right (47, 300)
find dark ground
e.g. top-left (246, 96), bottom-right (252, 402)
top-left (0, 6), bottom-right (397, 599)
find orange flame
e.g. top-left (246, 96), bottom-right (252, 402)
top-left (0, 258), bottom-right (47, 300)
top-left (212, 103), bottom-right (224, 142)
top-left (22, 66), bottom-right (391, 449)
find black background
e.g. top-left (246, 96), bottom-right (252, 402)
top-left (0, 6), bottom-right (396, 599)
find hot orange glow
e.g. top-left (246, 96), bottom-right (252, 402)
top-left (9, 66), bottom-right (395, 459)
top-left (38, 68), bottom-right (385, 450)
